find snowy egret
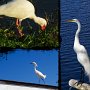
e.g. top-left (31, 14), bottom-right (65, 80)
top-left (68, 19), bottom-right (90, 81)
top-left (0, 0), bottom-right (47, 36)
top-left (31, 62), bottom-right (46, 84)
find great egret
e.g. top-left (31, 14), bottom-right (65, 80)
top-left (31, 62), bottom-right (46, 84)
top-left (68, 19), bottom-right (90, 81)
top-left (0, 0), bottom-right (47, 36)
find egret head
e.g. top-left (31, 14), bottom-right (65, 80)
top-left (31, 62), bottom-right (38, 67)
top-left (67, 19), bottom-right (79, 23)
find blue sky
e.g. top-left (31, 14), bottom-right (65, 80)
top-left (0, 49), bottom-right (58, 86)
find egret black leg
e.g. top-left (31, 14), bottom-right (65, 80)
top-left (75, 67), bottom-right (85, 86)
top-left (39, 78), bottom-right (40, 84)
top-left (80, 67), bottom-right (84, 83)
top-left (41, 78), bottom-right (45, 84)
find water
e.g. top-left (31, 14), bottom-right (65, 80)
top-left (61, 0), bottom-right (90, 89)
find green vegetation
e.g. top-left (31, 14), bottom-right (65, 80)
top-left (0, 24), bottom-right (59, 50)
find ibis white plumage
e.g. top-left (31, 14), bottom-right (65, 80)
top-left (68, 19), bottom-right (90, 81)
top-left (31, 62), bottom-right (46, 84)
top-left (0, 0), bottom-right (47, 36)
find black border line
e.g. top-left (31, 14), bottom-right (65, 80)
top-left (58, 0), bottom-right (61, 89)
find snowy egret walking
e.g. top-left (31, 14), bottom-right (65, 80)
top-left (31, 62), bottom-right (46, 84)
top-left (0, 0), bottom-right (47, 36)
top-left (68, 19), bottom-right (90, 81)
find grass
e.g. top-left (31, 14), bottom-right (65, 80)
top-left (0, 24), bottom-right (59, 50)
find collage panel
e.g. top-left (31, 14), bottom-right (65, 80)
top-left (0, 50), bottom-right (58, 87)
top-left (0, 0), bottom-right (59, 49)
top-left (61, 0), bottom-right (90, 89)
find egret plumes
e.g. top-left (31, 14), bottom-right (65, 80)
top-left (68, 19), bottom-right (90, 81)
top-left (31, 62), bottom-right (46, 84)
top-left (0, 0), bottom-right (47, 36)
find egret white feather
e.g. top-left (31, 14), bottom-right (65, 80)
top-left (31, 62), bottom-right (46, 84)
top-left (68, 19), bottom-right (90, 81)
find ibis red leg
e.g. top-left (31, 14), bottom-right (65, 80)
top-left (16, 19), bottom-right (24, 36)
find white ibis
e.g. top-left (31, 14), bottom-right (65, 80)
top-left (68, 19), bottom-right (90, 81)
top-left (0, 0), bottom-right (47, 36)
top-left (31, 62), bottom-right (46, 84)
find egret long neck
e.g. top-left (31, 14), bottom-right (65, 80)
top-left (75, 21), bottom-right (81, 36)
top-left (74, 21), bottom-right (81, 45)
top-left (34, 65), bottom-right (37, 71)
